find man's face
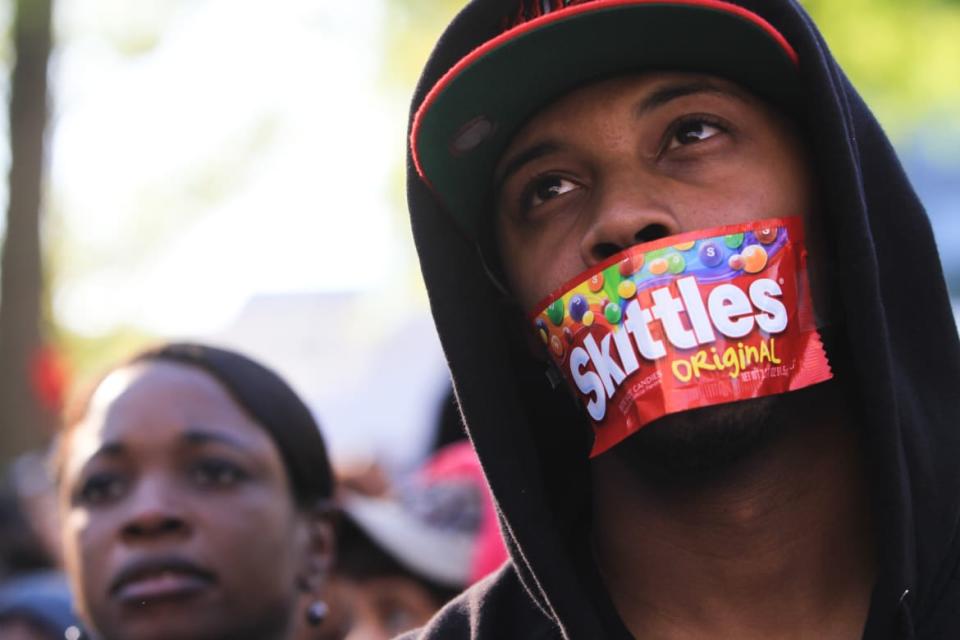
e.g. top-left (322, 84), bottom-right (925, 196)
top-left (494, 72), bottom-right (818, 473)
top-left (495, 72), bottom-right (814, 312)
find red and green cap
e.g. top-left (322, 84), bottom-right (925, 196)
top-left (410, 0), bottom-right (801, 239)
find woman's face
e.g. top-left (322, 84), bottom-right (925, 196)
top-left (58, 360), bottom-right (327, 640)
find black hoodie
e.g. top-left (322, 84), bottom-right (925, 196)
top-left (404, 1), bottom-right (960, 638)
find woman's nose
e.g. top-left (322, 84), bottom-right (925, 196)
top-left (119, 476), bottom-right (190, 542)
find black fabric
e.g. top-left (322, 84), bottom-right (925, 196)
top-left (405, 1), bottom-right (960, 638)
top-left (432, 387), bottom-right (469, 452)
top-left (396, 565), bottom-right (564, 640)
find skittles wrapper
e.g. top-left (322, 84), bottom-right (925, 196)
top-left (530, 217), bottom-right (831, 458)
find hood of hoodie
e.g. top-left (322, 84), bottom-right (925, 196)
top-left (406, 1), bottom-right (960, 637)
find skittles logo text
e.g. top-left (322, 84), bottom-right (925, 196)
top-left (531, 217), bottom-right (833, 457)
top-left (570, 275), bottom-right (787, 421)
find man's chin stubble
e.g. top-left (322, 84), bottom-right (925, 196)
top-left (609, 395), bottom-right (788, 488)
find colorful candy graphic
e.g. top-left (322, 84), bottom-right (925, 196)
top-left (604, 302), bottom-right (622, 324)
top-left (699, 241), bottom-right (723, 267)
top-left (724, 232), bottom-right (745, 249)
top-left (535, 318), bottom-right (548, 344)
top-left (741, 244), bottom-right (769, 273)
top-left (588, 273), bottom-right (604, 292)
top-left (619, 254), bottom-right (644, 276)
top-left (756, 227), bottom-right (778, 244)
top-left (667, 253), bottom-right (686, 274)
top-left (649, 257), bottom-right (669, 275)
top-left (618, 280), bottom-right (637, 299)
top-left (569, 294), bottom-right (588, 322)
top-left (550, 335), bottom-right (564, 357)
top-left (547, 299), bottom-right (565, 326)
top-left (673, 241), bottom-right (696, 251)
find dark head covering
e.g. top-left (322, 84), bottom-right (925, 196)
top-left (131, 342), bottom-right (334, 507)
top-left (0, 571), bottom-right (83, 637)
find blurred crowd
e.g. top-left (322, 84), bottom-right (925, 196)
top-left (0, 342), bottom-right (506, 640)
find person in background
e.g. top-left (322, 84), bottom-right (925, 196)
top-left (7, 449), bottom-right (64, 569)
top-left (309, 441), bottom-right (507, 640)
top-left (0, 483), bottom-right (51, 581)
top-left (0, 464), bottom-right (82, 638)
top-left (0, 571), bottom-right (84, 640)
top-left (54, 343), bottom-right (336, 640)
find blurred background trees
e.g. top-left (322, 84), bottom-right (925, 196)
top-left (0, 0), bottom-right (55, 469)
top-left (803, 0), bottom-right (960, 131)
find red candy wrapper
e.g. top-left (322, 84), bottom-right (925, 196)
top-left (530, 217), bottom-right (832, 458)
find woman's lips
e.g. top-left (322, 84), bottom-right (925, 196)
top-left (110, 555), bottom-right (215, 605)
top-left (115, 570), bottom-right (212, 604)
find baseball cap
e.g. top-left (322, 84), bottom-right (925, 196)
top-left (410, 0), bottom-right (801, 240)
top-left (340, 442), bottom-right (507, 588)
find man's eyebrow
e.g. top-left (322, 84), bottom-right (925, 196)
top-left (181, 428), bottom-right (254, 453)
top-left (493, 140), bottom-right (563, 195)
top-left (634, 80), bottom-right (739, 117)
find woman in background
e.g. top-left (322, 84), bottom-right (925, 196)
top-left (55, 343), bottom-right (335, 640)
top-left (0, 571), bottom-right (82, 640)
top-left (310, 441), bottom-right (507, 640)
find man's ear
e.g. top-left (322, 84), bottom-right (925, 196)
top-left (296, 500), bottom-right (337, 594)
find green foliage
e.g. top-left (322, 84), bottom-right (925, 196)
top-left (54, 324), bottom-right (157, 405)
top-left (61, 0), bottom-right (190, 57)
top-left (383, 0), bottom-right (960, 140)
top-left (380, 0), bottom-right (463, 92)
top-left (801, 0), bottom-right (960, 138)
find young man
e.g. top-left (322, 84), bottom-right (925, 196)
top-left (405, 1), bottom-right (960, 638)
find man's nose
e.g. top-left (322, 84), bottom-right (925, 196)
top-left (578, 178), bottom-right (679, 266)
top-left (119, 476), bottom-right (190, 543)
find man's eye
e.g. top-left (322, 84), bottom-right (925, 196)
top-left (666, 118), bottom-right (725, 150)
top-left (77, 473), bottom-right (127, 505)
top-left (190, 459), bottom-right (246, 488)
top-left (524, 176), bottom-right (579, 209)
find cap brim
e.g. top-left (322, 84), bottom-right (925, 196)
top-left (343, 494), bottom-right (476, 587)
top-left (411, 0), bottom-right (801, 239)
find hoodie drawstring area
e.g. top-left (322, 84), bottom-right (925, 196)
top-left (898, 588), bottom-right (916, 639)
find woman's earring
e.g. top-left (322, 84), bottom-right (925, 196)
top-left (306, 600), bottom-right (329, 627)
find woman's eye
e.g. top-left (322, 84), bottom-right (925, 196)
top-left (667, 119), bottom-right (725, 150)
top-left (524, 176), bottom-right (579, 209)
top-left (191, 460), bottom-right (246, 488)
top-left (77, 473), bottom-right (126, 505)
